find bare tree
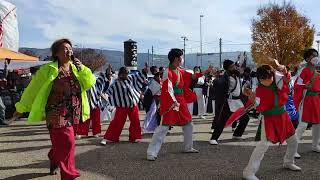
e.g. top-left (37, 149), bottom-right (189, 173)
top-left (74, 48), bottom-right (107, 72)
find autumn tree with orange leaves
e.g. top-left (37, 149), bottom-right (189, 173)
top-left (74, 48), bottom-right (107, 72)
top-left (251, 2), bottom-right (315, 66)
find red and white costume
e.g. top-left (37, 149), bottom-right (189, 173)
top-left (160, 67), bottom-right (200, 126)
top-left (294, 63), bottom-right (320, 154)
top-left (147, 66), bottom-right (202, 159)
top-left (294, 64), bottom-right (320, 124)
top-left (255, 71), bottom-right (295, 143)
top-left (243, 71), bottom-right (299, 179)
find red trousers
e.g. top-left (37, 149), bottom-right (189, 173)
top-left (48, 126), bottom-right (80, 180)
top-left (76, 108), bottom-right (101, 136)
top-left (103, 105), bottom-right (141, 142)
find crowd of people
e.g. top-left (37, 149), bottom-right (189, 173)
top-left (4, 38), bottom-right (320, 180)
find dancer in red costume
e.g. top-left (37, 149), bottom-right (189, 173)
top-left (243, 63), bottom-right (301, 180)
top-left (147, 48), bottom-right (213, 161)
top-left (294, 48), bottom-right (320, 157)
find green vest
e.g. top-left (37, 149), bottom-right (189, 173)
top-left (260, 82), bottom-right (286, 116)
top-left (15, 61), bottom-right (96, 123)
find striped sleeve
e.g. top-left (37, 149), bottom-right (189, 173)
top-left (107, 82), bottom-right (116, 107)
top-left (95, 73), bottom-right (106, 93)
top-left (105, 78), bottom-right (141, 108)
top-left (128, 72), bottom-right (147, 92)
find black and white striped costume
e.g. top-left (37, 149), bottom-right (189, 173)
top-left (107, 72), bottom-right (147, 108)
top-left (87, 72), bottom-right (110, 110)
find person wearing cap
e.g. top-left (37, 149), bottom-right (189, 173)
top-left (294, 48), bottom-right (320, 157)
top-left (209, 59), bottom-right (250, 145)
top-left (146, 48), bottom-right (213, 161)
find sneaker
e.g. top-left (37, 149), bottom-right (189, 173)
top-left (232, 128), bottom-right (236, 132)
top-left (283, 163), bottom-right (302, 171)
top-left (76, 135), bottom-right (83, 140)
top-left (184, 148), bottom-right (199, 153)
top-left (294, 152), bottom-right (301, 159)
top-left (210, 129), bottom-right (214, 134)
top-left (100, 139), bottom-right (113, 145)
top-left (209, 139), bottom-right (218, 145)
top-left (132, 139), bottom-right (142, 143)
top-left (199, 115), bottom-right (206, 119)
top-left (147, 155), bottom-right (157, 161)
top-left (312, 146), bottom-right (320, 153)
top-left (232, 136), bottom-right (244, 140)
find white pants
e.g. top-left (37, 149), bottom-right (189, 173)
top-left (243, 119), bottom-right (298, 177)
top-left (188, 103), bottom-right (193, 115)
top-left (296, 122), bottom-right (320, 149)
top-left (193, 88), bottom-right (206, 116)
top-left (147, 123), bottom-right (194, 157)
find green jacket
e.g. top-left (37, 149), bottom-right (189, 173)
top-left (15, 61), bottom-right (96, 123)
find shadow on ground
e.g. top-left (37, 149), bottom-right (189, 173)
top-left (1, 173), bottom-right (49, 180)
top-left (74, 141), bottom-right (320, 180)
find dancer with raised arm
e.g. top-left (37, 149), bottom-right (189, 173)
top-left (243, 61), bottom-right (301, 180)
top-left (294, 48), bottom-right (320, 157)
top-left (147, 48), bottom-right (213, 161)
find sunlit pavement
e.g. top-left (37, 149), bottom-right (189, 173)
top-left (0, 113), bottom-right (319, 180)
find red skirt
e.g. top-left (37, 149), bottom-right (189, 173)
top-left (263, 112), bottom-right (295, 144)
top-left (302, 95), bottom-right (320, 124)
top-left (162, 94), bottom-right (192, 126)
top-left (48, 126), bottom-right (80, 180)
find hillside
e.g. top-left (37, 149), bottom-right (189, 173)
top-left (19, 47), bottom-right (255, 71)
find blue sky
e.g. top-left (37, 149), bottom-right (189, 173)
top-left (9, 0), bottom-right (320, 54)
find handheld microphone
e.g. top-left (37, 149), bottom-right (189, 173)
top-left (71, 55), bottom-right (81, 71)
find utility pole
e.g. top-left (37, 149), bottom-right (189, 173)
top-left (147, 49), bottom-right (150, 65)
top-left (219, 38), bottom-right (222, 69)
top-left (151, 46), bottom-right (154, 65)
top-left (181, 36), bottom-right (188, 67)
top-left (200, 15), bottom-right (204, 66)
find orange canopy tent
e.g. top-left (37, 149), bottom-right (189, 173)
top-left (0, 47), bottom-right (39, 61)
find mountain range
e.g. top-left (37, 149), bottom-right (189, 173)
top-left (19, 47), bottom-right (256, 71)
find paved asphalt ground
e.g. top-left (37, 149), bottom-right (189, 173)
top-left (0, 113), bottom-right (319, 180)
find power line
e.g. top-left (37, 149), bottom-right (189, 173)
top-left (224, 43), bottom-right (251, 46)
top-left (185, 39), bottom-right (218, 45)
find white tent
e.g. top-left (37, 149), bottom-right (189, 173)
top-left (0, 61), bottom-right (50, 70)
top-left (0, 0), bottom-right (19, 51)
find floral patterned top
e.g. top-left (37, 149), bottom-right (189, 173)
top-left (46, 69), bottom-right (82, 129)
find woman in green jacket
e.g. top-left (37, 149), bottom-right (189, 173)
top-left (14, 39), bottom-right (96, 180)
